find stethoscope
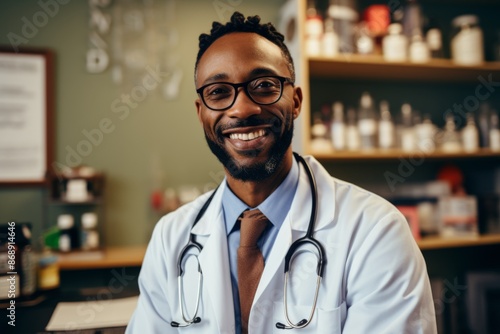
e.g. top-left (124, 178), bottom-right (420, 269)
top-left (170, 152), bottom-right (325, 330)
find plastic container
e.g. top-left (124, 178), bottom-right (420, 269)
top-left (451, 15), bottom-right (484, 66)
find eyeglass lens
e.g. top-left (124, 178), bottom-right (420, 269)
top-left (202, 76), bottom-right (283, 110)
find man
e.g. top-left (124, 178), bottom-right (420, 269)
top-left (126, 12), bottom-right (437, 333)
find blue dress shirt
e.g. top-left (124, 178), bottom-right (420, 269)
top-left (221, 158), bottom-right (299, 332)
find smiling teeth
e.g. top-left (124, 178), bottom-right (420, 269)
top-left (229, 129), bottom-right (266, 141)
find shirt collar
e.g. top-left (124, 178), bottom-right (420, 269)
top-left (222, 157), bottom-right (299, 235)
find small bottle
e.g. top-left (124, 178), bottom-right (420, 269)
top-left (425, 18), bottom-right (444, 58)
top-left (355, 21), bottom-right (375, 55)
top-left (441, 114), bottom-right (462, 152)
top-left (346, 107), bottom-right (361, 151)
top-left (357, 92), bottom-right (378, 150)
top-left (322, 17), bottom-right (339, 57)
top-left (310, 112), bottom-right (332, 152)
top-left (57, 214), bottom-right (76, 252)
top-left (409, 32), bottom-right (430, 63)
top-left (451, 15), bottom-right (484, 66)
top-left (400, 103), bottom-right (415, 151)
top-left (415, 114), bottom-right (437, 153)
top-left (328, 0), bottom-right (358, 54)
top-left (305, 0), bottom-right (324, 57)
top-left (461, 113), bottom-right (479, 152)
top-left (490, 110), bottom-right (500, 152)
top-left (38, 250), bottom-right (60, 291)
top-left (402, 0), bottom-right (423, 40)
top-left (383, 23), bottom-right (408, 62)
top-left (330, 102), bottom-right (346, 150)
top-left (81, 212), bottom-right (100, 250)
top-left (378, 100), bottom-right (395, 149)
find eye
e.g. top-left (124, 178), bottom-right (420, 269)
top-left (250, 77), bottom-right (281, 91)
top-left (204, 84), bottom-right (233, 100)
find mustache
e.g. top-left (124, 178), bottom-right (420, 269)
top-left (215, 117), bottom-right (282, 137)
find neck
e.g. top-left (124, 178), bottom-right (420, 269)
top-left (225, 150), bottom-right (294, 208)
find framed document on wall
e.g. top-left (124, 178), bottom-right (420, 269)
top-left (0, 47), bottom-right (54, 185)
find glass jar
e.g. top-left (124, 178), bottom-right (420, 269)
top-left (451, 15), bottom-right (484, 66)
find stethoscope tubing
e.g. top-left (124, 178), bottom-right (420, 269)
top-left (171, 153), bottom-right (325, 330)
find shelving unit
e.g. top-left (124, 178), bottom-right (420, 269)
top-left (281, 0), bottom-right (500, 239)
top-left (308, 55), bottom-right (500, 82)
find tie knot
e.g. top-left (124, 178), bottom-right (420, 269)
top-left (239, 209), bottom-right (269, 247)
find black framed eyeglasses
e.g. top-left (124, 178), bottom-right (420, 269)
top-left (196, 75), bottom-right (294, 111)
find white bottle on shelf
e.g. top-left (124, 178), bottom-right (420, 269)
top-left (330, 101), bottom-right (346, 150)
top-left (441, 114), bottom-right (462, 152)
top-left (409, 33), bottom-right (430, 63)
top-left (305, 0), bottom-right (323, 57)
top-left (383, 23), bottom-right (408, 62)
top-left (357, 92), bottom-right (377, 150)
top-left (57, 214), bottom-right (75, 252)
top-left (400, 103), bottom-right (415, 151)
top-left (81, 212), bottom-right (100, 250)
top-left (461, 113), bottom-right (479, 152)
top-left (346, 107), bottom-right (360, 151)
top-left (415, 114), bottom-right (437, 153)
top-left (378, 100), bottom-right (395, 149)
top-left (322, 17), bottom-right (339, 57)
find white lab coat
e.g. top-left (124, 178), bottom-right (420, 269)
top-left (126, 156), bottom-right (437, 334)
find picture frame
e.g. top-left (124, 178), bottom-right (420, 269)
top-left (0, 47), bottom-right (54, 185)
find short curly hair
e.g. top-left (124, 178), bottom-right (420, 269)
top-left (195, 12), bottom-right (295, 82)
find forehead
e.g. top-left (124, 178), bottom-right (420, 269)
top-left (196, 32), bottom-right (288, 84)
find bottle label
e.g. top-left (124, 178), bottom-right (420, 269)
top-left (332, 123), bottom-right (346, 150)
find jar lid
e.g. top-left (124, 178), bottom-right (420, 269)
top-left (81, 212), bottom-right (98, 229)
top-left (57, 214), bottom-right (74, 229)
top-left (452, 15), bottom-right (479, 28)
top-left (387, 23), bottom-right (403, 35)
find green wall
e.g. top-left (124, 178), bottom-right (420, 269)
top-left (0, 0), bottom-right (285, 246)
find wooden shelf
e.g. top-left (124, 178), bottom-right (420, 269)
top-left (57, 245), bottom-right (146, 270)
top-left (308, 55), bottom-right (500, 82)
top-left (418, 234), bottom-right (500, 250)
top-left (55, 235), bottom-right (500, 270)
top-left (310, 148), bottom-right (500, 160)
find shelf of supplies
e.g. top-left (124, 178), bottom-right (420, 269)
top-left (418, 234), bottom-right (500, 250)
top-left (57, 245), bottom-right (147, 270)
top-left (308, 55), bottom-right (500, 82)
top-left (310, 148), bottom-right (500, 160)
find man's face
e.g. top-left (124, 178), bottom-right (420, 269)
top-left (195, 32), bottom-right (302, 181)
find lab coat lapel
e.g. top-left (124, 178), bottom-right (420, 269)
top-left (193, 185), bottom-right (235, 333)
top-left (253, 155), bottom-right (336, 304)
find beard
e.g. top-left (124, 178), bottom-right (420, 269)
top-left (204, 114), bottom-right (294, 182)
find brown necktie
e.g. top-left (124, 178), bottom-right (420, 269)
top-left (237, 209), bottom-right (269, 334)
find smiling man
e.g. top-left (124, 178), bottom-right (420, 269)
top-left (126, 12), bottom-right (437, 334)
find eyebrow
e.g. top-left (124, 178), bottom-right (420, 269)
top-left (201, 67), bottom-right (279, 86)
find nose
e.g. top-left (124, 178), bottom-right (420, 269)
top-left (226, 87), bottom-right (262, 119)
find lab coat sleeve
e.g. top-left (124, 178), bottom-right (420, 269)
top-left (342, 211), bottom-right (437, 334)
top-left (126, 219), bottom-right (175, 333)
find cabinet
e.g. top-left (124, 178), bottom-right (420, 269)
top-left (45, 168), bottom-right (105, 251)
top-left (280, 1), bottom-right (500, 331)
top-left (280, 0), bottom-right (500, 240)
